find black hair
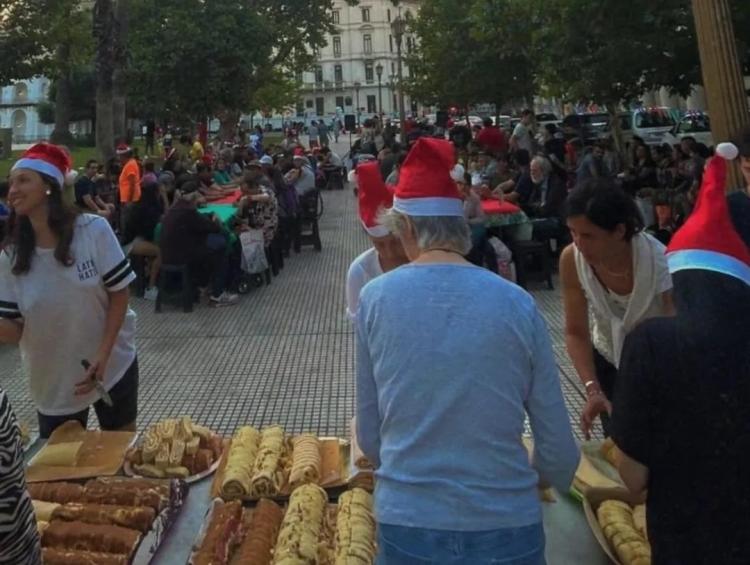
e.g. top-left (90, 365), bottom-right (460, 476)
top-left (3, 173), bottom-right (80, 274)
top-left (85, 159), bottom-right (98, 168)
top-left (180, 180), bottom-right (199, 194)
top-left (564, 179), bottom-right (644, 241)
top-left (521, 109), bottom-right (533, 117)
top-left (0, 180), bottom-right (8, 199)
top-left (735, 125), bottom-right (750, 158)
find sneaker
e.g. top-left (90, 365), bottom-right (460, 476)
top-left (143, 287), bottom-right (158, 301)
top-left (209, 292), bottom-right (239, 307)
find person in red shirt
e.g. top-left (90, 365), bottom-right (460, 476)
top-left (476, 117), bottom-right (508, 156)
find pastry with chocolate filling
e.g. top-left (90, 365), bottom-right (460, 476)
top-left (231, 499), bottom-right (284, 565)
top-left (191, 500), bottom-right (243, 565)
top-left (41, 521), bottom-right (141, 555)
top-left (53, 503), bottom-right (156, 533)
top-left (27, 482), bottom-right (84, 504)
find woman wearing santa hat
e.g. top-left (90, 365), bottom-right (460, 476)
top-left (560, 179), bottom-right (674, 438)
top-left (611, 143), bottom-right (750, 564)
top-left (356, 138), bottom-right (578, 563)
top-left (0, 143), bottom-right (138, 439)
top-left (345, 160), bottom-right (409, 319)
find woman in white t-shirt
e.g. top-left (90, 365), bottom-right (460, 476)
top-left (0, 144), bottom-right (138, 439)
top-left (560, 180), bottom-right (673, 438)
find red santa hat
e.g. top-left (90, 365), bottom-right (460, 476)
top-left (393, 137), bottom-right (463, 217)
top-left (11, 142), bottom-right (72, 188)
top-left (357, 160), bottom-right (394, 238)
top-left (667, 142), bottom-right (750, 286)
top-left (116, 143), bottom-right (132, 155)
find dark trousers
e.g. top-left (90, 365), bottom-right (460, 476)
top-left (278, 215), bottom-right (300, 255)
top-left (593, 348), bottom-right (618, 436)
top-left (189, 235), bottom-right (229, 298)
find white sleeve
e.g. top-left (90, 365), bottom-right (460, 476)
top-left (651, 236), bottom-right (673, 293)
top-left (346, 262), bottom-right (367, 320)
top-left (0, 251), bottom-right (21, 320)
top-left (91, 217), bottom-right (136, 292)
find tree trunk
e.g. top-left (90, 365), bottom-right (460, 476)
top-left (218, 111), bottom-right (240, 142)
top-left (605, 102), bottom-right (627, 165)
top-left (95, 0), bottom-right (116, 161)
top-left (50, 44), bottom-right (74, 145)
top-left (112, 0), bottom-right (129, 143)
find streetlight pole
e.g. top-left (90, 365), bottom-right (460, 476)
top-left (391, 16), bottom-right (407, 143)
top-left (354, 81), bottom-right (361, 129)
top-left (376, 63), bottom-right (384, 118)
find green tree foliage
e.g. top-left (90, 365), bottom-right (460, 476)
top-left (38, 67), bottom-right (97, 124)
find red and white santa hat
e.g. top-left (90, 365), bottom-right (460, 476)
top-left (667, 142), bottom-right (750, 285)
top-left (393, 138), bottom-right (463, 217)
top-left (11, 142), bottom-right (72, 188)
top-left (116, 143), bottom-right (132, 155)
top-left (357, 160), bottom-right (394, 238)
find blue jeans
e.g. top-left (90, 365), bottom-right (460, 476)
top-left (376, 522), bottom-right (546, 565)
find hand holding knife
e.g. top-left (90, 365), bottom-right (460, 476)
top-left (78, 359), bottom-right (114, 407)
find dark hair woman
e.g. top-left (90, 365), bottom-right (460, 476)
top-left (559, 179), bottom-right (674, 437)
top-left (0, 144), bottom-right (139, 439)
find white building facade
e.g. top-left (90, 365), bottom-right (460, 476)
top-left (297, 0), bottom-right (422, 123)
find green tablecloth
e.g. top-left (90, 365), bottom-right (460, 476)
top-left (197, 204), bottom-right (238, 224)
top-left (485, 210), bottom-right (530, 229)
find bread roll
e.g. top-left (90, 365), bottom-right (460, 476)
top-left (289, 435), bottom-right (321, 489)
top-left (221, 426), bottom-right (260, 499)
top-left (41, 521), bottom-right (141, 555)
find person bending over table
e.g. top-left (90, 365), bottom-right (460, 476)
top-left (160, 183), bottom-right (239, 307)
top-left (196, 163), bottom-right (235, 201)
top-left (213, 157), bottom-right (239, 189)
top-left (560, 180), bottom-right (673, 438)
top-left (0, 144), bottom-right (139, 439)
top-left (357, 138), bottom-right (578, 564)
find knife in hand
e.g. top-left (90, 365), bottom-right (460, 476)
top-left (81, 359), bottom-right (114, 407)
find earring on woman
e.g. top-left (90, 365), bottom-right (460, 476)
top-left (45, 190), bottom-right (51, 195)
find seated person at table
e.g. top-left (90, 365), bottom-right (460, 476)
top-left (122, 182), bottom-right (163, 300)
top-left (520, 156), bottom-right (568, 241)
top-left (237, 175), bottom-right (280, 274)
top-left (159, 182), bottom-right (239, 307)
top-left (285, 154), bottom-right (317, 197)
top-left (213, 157), bottom-right (238, 188)
top-left (196, 163), bottom-right (234, 201)
top-left (75, 159), bottom-right (116, 217)
top-left (502, 149), bottom-right (532, 204)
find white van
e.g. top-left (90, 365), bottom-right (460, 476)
top-left (620, 107), bottom-right (677, 146)
top-left (664, 112), bottom-right (714, 148)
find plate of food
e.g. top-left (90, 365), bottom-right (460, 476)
top-left (189, 485), bottom-right (377, 564)
top-left (211, 425), bottom-right (348, 502)
top-left (124, 417), bottom-right (224, 483)
top-left (29, 476), bottom-right (188, 565)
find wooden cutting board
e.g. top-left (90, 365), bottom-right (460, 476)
top-left (26, 420), bottom-right (136, 483)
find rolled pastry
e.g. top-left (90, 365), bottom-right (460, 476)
top-left (221, 426), bottom-right (260, 500)
top-left (169, 439), bottom-right (186, 467)
top-left (41, 521), bottom-right (141, 555)
top-left (133, 463), bottom-right (166, 479)
top-left (41, 548), bottom-right (129, 565)
top-left (32, 500), bottom-right (60, 522)
top-left (140, 430), bottom-right (161, 464)
top-left (191, 501), bottom-right (243, 565)
top-left (37, 520), bottom-right (49, 535)
top-left (272, 484), bottom-right (327, 564)
top-left (52, 503), bottom-right (156, 533)
top-left (155, 441), bottom-right (171, 470)
top-left (250, 426), bottom-right (286, 497)
top-left (27, 482), bottom-right (84, 504)
top-left (231, 499), bottom-right (284, 565)
top-left (82, 481), bottom-right (167, 512)
top-left (33, 441), bottom-right (83, 467)
top-left (289, 435), bottom-right (321, 488)
top-left (335, 488), bottom-right (376, 565)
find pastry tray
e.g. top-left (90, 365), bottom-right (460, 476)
top-left (210, 436), bottom-right (350, 503)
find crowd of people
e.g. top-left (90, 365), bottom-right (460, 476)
top-left (1, 112), bottom-right (750, 563)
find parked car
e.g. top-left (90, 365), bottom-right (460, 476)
top-left (620, 107), bottom-right (677, 147)
top-left (561, 113), bottom-right (611, 145)
top-left (663, 111), bottom-right (714, 148)
top-left (496, 115), bottom-right (513, 133)
top-left (536, 113), bottom-right (561, 130)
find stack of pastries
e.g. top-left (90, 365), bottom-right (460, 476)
top-left (127, 417), bottom-right (224, 479)
top-left (597, 500), bottom-right (651, 565)
top-left (220, 426), bottom-right (323, 500)
top-left (28, 478), bottom-right (180, 564)
top-left (191, 487), bottom-right (377, 564)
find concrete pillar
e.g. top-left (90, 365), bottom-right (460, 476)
top-left (687, 85), bottom-right (707, 111)
top-left (692, 0), bottom-right (750, 188)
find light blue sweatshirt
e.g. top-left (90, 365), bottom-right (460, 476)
top-left (356, 263), bottom-right (580, 531)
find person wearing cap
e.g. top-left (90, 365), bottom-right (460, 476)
top-left (285, 154), bottom-right (316, 197)
top-left (611, 143), bottom-right (750, 564)
top-left (346, 161), bottom-right (408, 319)
top-left (356, 138), bottom-right (579, 563)
top-left (0, 143), bottom-right (139, 439)
top-left (118, 144), bottom-right (141, 205)
top-left (560, 180), bottom-right (673, 438)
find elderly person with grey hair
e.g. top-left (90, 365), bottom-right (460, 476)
top-left (520, 155), bottom-right (569, 241)
top-left (355, 138), bottom-right (579, 564)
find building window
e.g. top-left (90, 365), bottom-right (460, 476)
top-left (365, 61), bottom-right (374, 83)
top-left (13, 82), bottom-right (28, 102)
top-left (332, 10), bottom-right (340, 24)
top-left (391, 62), bottom-right (395, 75)
top-left (407, 37), bottom-right (414, 53)
top-left (389, 35), bottom-right (393, 53)
top-left (367, 95), bottom-right (377, 113)
top-left (316, 97), bottom-right (325, 116)
top-left (313, 47), bottom-right (320, 59)
top-left (387, 8), bottom-right (391, 22)
top-left (393, 94), bottom-right (398, 112)
top-left (363, 34), bottom-right (372, 54)
top-left (296, 102), bottom-right (305, 116)
top-left (314, 65), bottom-right (323, 84)
top-left (333, 36), bottom-right (341, 58)
top-left (345, 96), bottom-right (353, 106)
top-left (361, 7), bottom-right (370, 22)
top-left (295, 71), bottom-right (303, 83)
top-left (306, 99), bottom-right (314, 109)
top-left (336, 96), bottom-right (345, 110)
top-left (334, 64), bottom-right (343, 83)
